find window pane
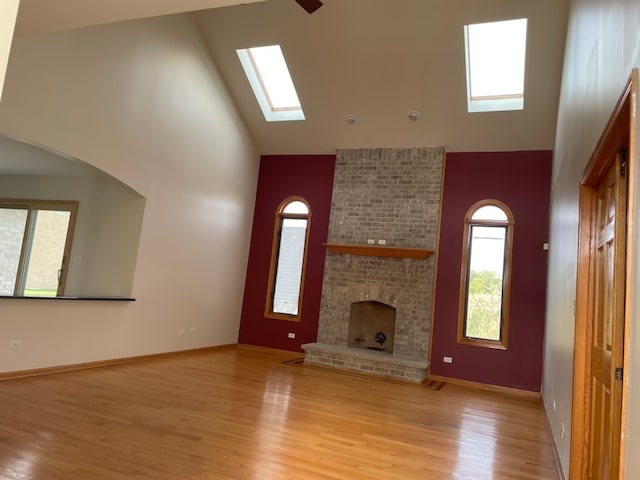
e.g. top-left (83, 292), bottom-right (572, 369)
top-left (247, 45), bottom-right (301, 110)
top-left (282, 201), bottom-right (308, 214)
top-left (471, 205), bottom-right (507, 221)
top-left (465, 225), bottom-right (506, 341)
top-left (273, 218), bottom-right (307, 315)
top-left (0, 208), bottom-right (27, 295)
top-left (22, 210), bottom-right (70, 297)
top-left (466, 18), bottom-right (527, 99)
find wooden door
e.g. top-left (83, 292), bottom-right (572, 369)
top-left (571, 72), bottom-right (635, 480)
top-left (588, 155), bottom-right (627, 479)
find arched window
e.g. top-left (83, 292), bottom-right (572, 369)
top-left (457, 200), bottom-right (514, 349)
top-left (265, 197), bottom-right (311, 321)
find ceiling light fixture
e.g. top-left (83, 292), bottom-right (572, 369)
top-left (408, 111), bottom-right (420, 121)
top-left (345, 114), bottom-right (356, 125)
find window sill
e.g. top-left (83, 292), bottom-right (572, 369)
top-left (458, 337), bottom-right (507, 350)
top-left (264, 311), bottom-right (301, 322)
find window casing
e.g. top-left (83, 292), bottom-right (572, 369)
top-left (457, 200), bottom-right (514, 349)
top-left (265, 197), bottom-right (311, 321)
top-left (0, 199), bottom-right (78, 297)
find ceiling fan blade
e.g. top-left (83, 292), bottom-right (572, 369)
top-left (295, 0), bottom-right (323, 14)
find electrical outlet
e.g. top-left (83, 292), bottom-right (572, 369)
top-left (178, 329), bottom-right (186, 336)
top-left (287, 332), bottom-right (296, 339)
top-left (443, 356), bottom-right (453, 363)
top-left (9, 340), bottom-right (22, 350)
top-left (377, 239), bottom-right (386, 245)
top-left (367, 238), bottom-right (375, 245)
top-left (189, 328), bottom-right (196, 335)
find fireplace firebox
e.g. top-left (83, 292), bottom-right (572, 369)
top-left (348, 300), bottom-right (395, 352)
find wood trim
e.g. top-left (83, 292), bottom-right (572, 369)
top-left (620, 68), bottom-right (638, 476)
top-left (57, 201), bottom-right (79, 296)
top-left (0, 344), bottom-right (236, 381)
top-left (581, 79), bottom-right (634, 184)
top-left (456, 199), bottom-right (514, 350)
top-left (570, 183), bottom-right (597, 480)
top-left (323, 243), bottom-right (433, 259)
top-left (428, 152), bottom-right (448, 382)
top-left (570, 72), bottom-right (633, 480)
top-left (428, 374), bottom-right (541, 399)
top-left (456, 336), bottom-right (508, 350)
top-left (264, 196), bottom-right (311, 322)
top-left (0, 198), bottom-right (80, 209)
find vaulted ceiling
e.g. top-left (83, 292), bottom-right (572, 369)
top-left (14, 0), bottom-right (569, 156)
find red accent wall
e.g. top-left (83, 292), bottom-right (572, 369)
top-left (238, 155), bottom-right (336, 351)
top-left (430, 151), bottom-right (552, 392)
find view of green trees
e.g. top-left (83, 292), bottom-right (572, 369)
top-left (465, 269), bottom-right (503, 341)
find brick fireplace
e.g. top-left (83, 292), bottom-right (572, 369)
top-left (302, 147), bottom-right (444, 383)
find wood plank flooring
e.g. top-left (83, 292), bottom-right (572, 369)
top-left (0, 346), bottom-right (559, 479)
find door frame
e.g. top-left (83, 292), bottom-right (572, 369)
top-left (570, 70), bottom-right (637, 479)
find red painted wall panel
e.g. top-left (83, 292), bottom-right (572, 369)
top-left (429, 151), bottom-right (552, 392)
top-left (238, 155), bottom-right (335, 351)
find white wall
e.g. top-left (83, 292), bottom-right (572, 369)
top-left (75, 174), bottom-right (145, 297)
top-left (0, 14), bottom-right (259, 372)
top-left (544, 0), bottom-right (640, 477)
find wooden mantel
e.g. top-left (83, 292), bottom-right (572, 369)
top-left (322, 243), bottom-right (433, 259)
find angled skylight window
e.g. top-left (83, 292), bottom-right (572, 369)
top-left (236, 45), bottom-right (305, 122)
top-left (464, 18), bottom-right (528, 113)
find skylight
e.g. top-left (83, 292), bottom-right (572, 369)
top-left (236, 45), bottom-right (305, 122)
top-left (464, 18), bottom-right (528, 113)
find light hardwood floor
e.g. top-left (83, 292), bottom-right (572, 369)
top-left (0, 345), bottom-right (559, 479)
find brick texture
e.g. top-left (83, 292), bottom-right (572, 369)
top-left (305, 147), bottom-right (444, 382)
